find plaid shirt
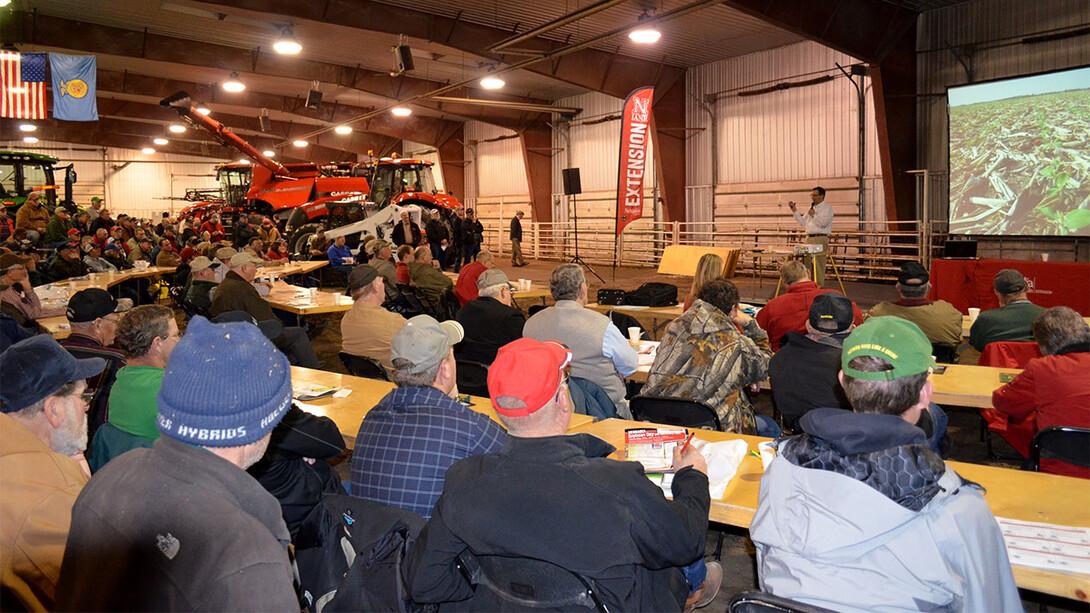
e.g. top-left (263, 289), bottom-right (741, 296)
top-left (350, 385), bottom-right (507, 519)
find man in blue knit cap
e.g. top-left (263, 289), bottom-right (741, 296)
top-left (56, 316), bottom-right (300, 612)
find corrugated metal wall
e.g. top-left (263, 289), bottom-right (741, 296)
top-left (463, 120), bottom-right (528, 201)
top-left (1, 140), bottom-right (222, 219)
top-left (686, 40), bottom-right (886, 229)
top-left (918, 0), bottom-right (1090, 261)
top-left (402, 139), bottom-right (446, 192)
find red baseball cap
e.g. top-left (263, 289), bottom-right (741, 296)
top-left (487, 338), bottom-right (572, 417)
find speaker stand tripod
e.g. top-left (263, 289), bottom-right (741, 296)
top-left (570, 193), bottom-right (605, 283)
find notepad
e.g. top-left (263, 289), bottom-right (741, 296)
top-left (997, 517), bottom-right (1090, 575)
top-left (625, 427), bottom-right (688, 472)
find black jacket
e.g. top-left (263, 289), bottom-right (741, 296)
top-left (454, 296), bottom-right (525, 365)
top-left (392, 221), bottom-right (422, 247)
top-left (509, 216), bottom-right (522, 241)
top-left (768, 330), bottom-right (851, 431)
top-left (248, 405), bottom-right (347, 538)
top-left (425, 218), bottom-right (448, 244)
top-left (234, 222), bottom-right (258, 247)
top-left (460, 219), bottom-right (483, 247)
top-left (403, 433), bottom-right (709, 612)
top-left (48, 256), bottom-right (87, 281)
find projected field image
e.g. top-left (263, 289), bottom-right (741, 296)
top-left (949, 69), bottom-right (1090, 237)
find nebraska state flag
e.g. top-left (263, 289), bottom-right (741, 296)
top-left (49, 53), bottom-right (98, 121)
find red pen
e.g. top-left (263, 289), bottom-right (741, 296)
top-left (679, 431), bottom-right (696, 454)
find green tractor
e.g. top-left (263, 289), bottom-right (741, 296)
top-left (1, 151), bottom-right (78, 213)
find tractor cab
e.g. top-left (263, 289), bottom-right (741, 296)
top-left (368, 158), bottom-right (439, 209)
top-left (0, 151), bottom-right (76, 211)
top-left (215, 163), bottom-right (253, 209)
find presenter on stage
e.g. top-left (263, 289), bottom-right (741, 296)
top-left (788, 187), bottom-right (832, 286)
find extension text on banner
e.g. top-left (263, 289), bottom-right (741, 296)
top-left (49, 53), bottom-right (98, 121)
top-left (0, 52), bottom-right (48, 120)
top-left (614, 86), bottom-right (654, 237)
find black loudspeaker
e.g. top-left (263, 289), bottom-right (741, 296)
top-left (305, 89), bottom-right (323, 110)
top-left (259, 113), bottom-right (271, 132)
top-left (562, 168), bottom-right (582, 196)
top-left (395, 45), bottom-right (414, 73)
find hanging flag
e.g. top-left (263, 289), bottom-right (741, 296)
top-left (614, 85), bottom-right (654, 237)
top-left (1, 51), bottom-right (48, 119)
top-left (49, 53), bottom-right (98, 121)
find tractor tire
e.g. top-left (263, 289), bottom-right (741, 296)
top-left (289, 222), bottom-right (323, 257)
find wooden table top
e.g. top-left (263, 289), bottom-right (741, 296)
top-left (586, 302), bottom-right (685, 317)
top-left (266, 282), bottom-right (354, 315)
top-left (960, 314), bottom-right (1090, 337)
top-left (289, 366), bottom-right (594, 447)
top-left (38, 315), bottom-right (71, 339)
top-left (264, 260), bottom-right (328, 278)
top-left (570, 418), bottom-right (1090, 602)
top-left (34, 266), bottom-right (177, 294)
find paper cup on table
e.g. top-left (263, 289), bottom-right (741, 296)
top-left (968, 307), bottom-right (980, 323)
top-left (758, 441), bottom-right (776, 470)
top-left (524, 280), bottom-right (532, 291)
top-left (1041, 253), bottom-right (1049, 262)
top-left (628, 326), bottom-right (642, 344)
top-left (308, 287), bottom-right (318, 300)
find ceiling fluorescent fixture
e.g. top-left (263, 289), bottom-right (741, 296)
top-left (628, 11), bottom-right (661, 44)
top-left (22, 136), bottom-right (38, 144)
top-left (391, 107), bottom-right (412, 117)
top-left (480, 76), bottom-right (505, 90)
top-left (153, 138), bottom-right (169, 145)
top-left (141, 147), bottom-right (155, 154)
top-left (222, 72), bottom-right (246, 93)
top-left (18, 124), bottom-right (36, 132)
top-left (334, 125), bottom-right (353, 135)
top-left (168, 124), bottom-right (186, 133)
top-left (262, 149), bottom-right (277, 157)
top-left (292, 139), bottom-right (309, 147)
top-left (274, 26), bottom-right (302, 54)
top-left (195, 107), bottom-right (211, 115)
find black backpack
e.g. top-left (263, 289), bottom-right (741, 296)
top-left (596, 288), bottom-right (627, 306)
top-left (294, 494), bottom-right (426, 613)
top-left (624, 282), bottom-right (678, 307)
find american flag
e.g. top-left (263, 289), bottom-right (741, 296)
top-left (1, 52), bottom-right (48, 119)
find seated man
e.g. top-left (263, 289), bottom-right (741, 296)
top-left (455, 268), bottom-right (525, 365)
top-left (524, 264), bottom-right (637, 419)
top-left (350, 315), bottom-right (506, 519)
top-left (768, 292), bottom-right (855, 432)
top-left (992, 306), bottom-right (1090, 476)
top-left (154, 238), bottom-right (182, 268)
top-left (209, 252), bottom-right (320, 368)
top-left (82, 243), bottom-right (116, 273)
top-left (404, 338), bottom-right (720, 612)
top-left (644, 279), bottom-right (776, 436)
top-left (395, 244), bottom-right (413, 284)
top-left (55, 317), bottom-right (300, 611)
top-left (0, 253), bottom-right (66, 322)
top-left (868, 261), bottom-right (961, 349)
top-left (970, 269), bottom-right (1046, 351)
top-left (183, 256), bottom-right (220, 314)
top-left (453, 249), bottom-right (493, 306)
top-left (45, 205), bottom-right (72, 245)
top-left (61, 289), bottom-right (129, 431)
top-left (49, 242), bottom-right (88, 281)
top-left (408, 245), bottom-right (454, 308)
top-left (1, 336), bottom-right (104, 612)
top-left (368, 240), bottom-right (399, 297)
top-left (756, 261), bottom-right (862, 350)
top-left (127, 237), bottom-right (154, 265)
top-left (751, 317), bottom-right (1021, 613)
top-left (340, 265), bottom-right (407, 370)
top-left (326, 235), bottom-right (355, 274)
top-left (98, 305), bottom-right (180, 467)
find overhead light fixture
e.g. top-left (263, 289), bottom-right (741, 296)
top-left (141, 147), bottom-right (156, 154)
top-left (292, 139), bottom-right (309, 147)
top-left (195, 107), bottom-right (211, 115)
top-left (273, 26), bottom-right (302, 55)
top-left (22, 136), bottom-right (38, 144)
top-left (334, 125), bottom-right (353, 135)
top-left (480, 76), bottom-right (505, 90)
top-left (391, 106), bottom-right (412, 117)
top-left (222, 72), bottom-right (246, 93)
top-left (18, 124), bottom-right (36, 132)
top-left (168, 124), bottom-right (186, 133)
top-left (237, 159), bottom-right (250, 165)
top-left (628, 11), bottom-right (661, 44)
top-left (153, 138), bottom-right (169, 145)
top-left (262, 149), bottom-right (276, 157)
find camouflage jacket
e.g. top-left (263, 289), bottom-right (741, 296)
top-left (643, 299), bottom-right (772, 434)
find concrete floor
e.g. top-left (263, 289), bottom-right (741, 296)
top-left (307, 259), bottom-right (1079, 612)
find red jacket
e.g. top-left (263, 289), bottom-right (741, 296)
top-left (756, 281), bottom-right (863, 350)
top-left (454, 261), bottom-right (488, 306)
top-left (992, 347), bottom-right (1090, 478)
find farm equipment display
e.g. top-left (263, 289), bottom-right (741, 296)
top-left (1, 151), bottom-right (77, 212)
top-left (160, 91), bottom-right (460, 252)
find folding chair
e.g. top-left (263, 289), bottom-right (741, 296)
top-left (630, 395), bottom-right (722, 431)
top-left (728, 590), bottom-right (838, 613)
top-left (1028, 426), bottom-right (1090, 475)
top-left (339, 352), bottom-right (390, 381)
top-left (456, 359), bottom-right (490, 397)
top-left (456, 552), bottom-right (609, 612)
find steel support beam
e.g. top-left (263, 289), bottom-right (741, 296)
top-left (651, 80), bottom-right (687, 223)
top-left (2, 118), bottom-right (239, 160)
top-left (435, 126), bottom-right (466, 205)
top-left (519, 123), bottom-right (554, 224)
top-left (871, 24), bottom-right (917, 223)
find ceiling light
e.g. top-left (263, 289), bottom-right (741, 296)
top-left (195, 107), bottom-right (211, 115)
top-left (262, 150), bottom-right (276, 157)
top-left (629, 11), bottom-right (661, 44)
top-left (18, 124), bottom-right (36, 132)
top-left (334, 125), bottom-right (353, 135)
top-left (237, 159), bottom-right (250, 165)
top-left (292, 140), bottom-right (309, 147)
top-left (222, 72), bottom-right (246, 93)
top-left (153, 138), bottom-right (169, 145)
top-left (22, 136), bottom-right (38, 144)
top-left (141, 147), bottom-right (156, 154)
top-left (480, 76), bottom-right (505, 90)
top-left (391, 107), bottom-right (412, 117)
top-left (273, 27), bottom-right (302, 55)
top-left (168, 124), bottom-right (186, 133)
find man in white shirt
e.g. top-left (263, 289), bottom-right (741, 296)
top-left (788, 186), bottom-right (833, 286)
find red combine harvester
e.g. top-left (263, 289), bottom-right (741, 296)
top-left (160, 91), bottom-right (460, 252)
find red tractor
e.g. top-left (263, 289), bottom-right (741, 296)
top-left (160, 91), bottom-right (460, 253)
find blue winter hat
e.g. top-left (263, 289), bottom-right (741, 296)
top-left (157, 316), bottom-right (291, 447)
top-left (0, 335), bottom-right (105, 413)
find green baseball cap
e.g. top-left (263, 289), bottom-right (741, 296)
top-left (841, 317), bottom-right (936, 381)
